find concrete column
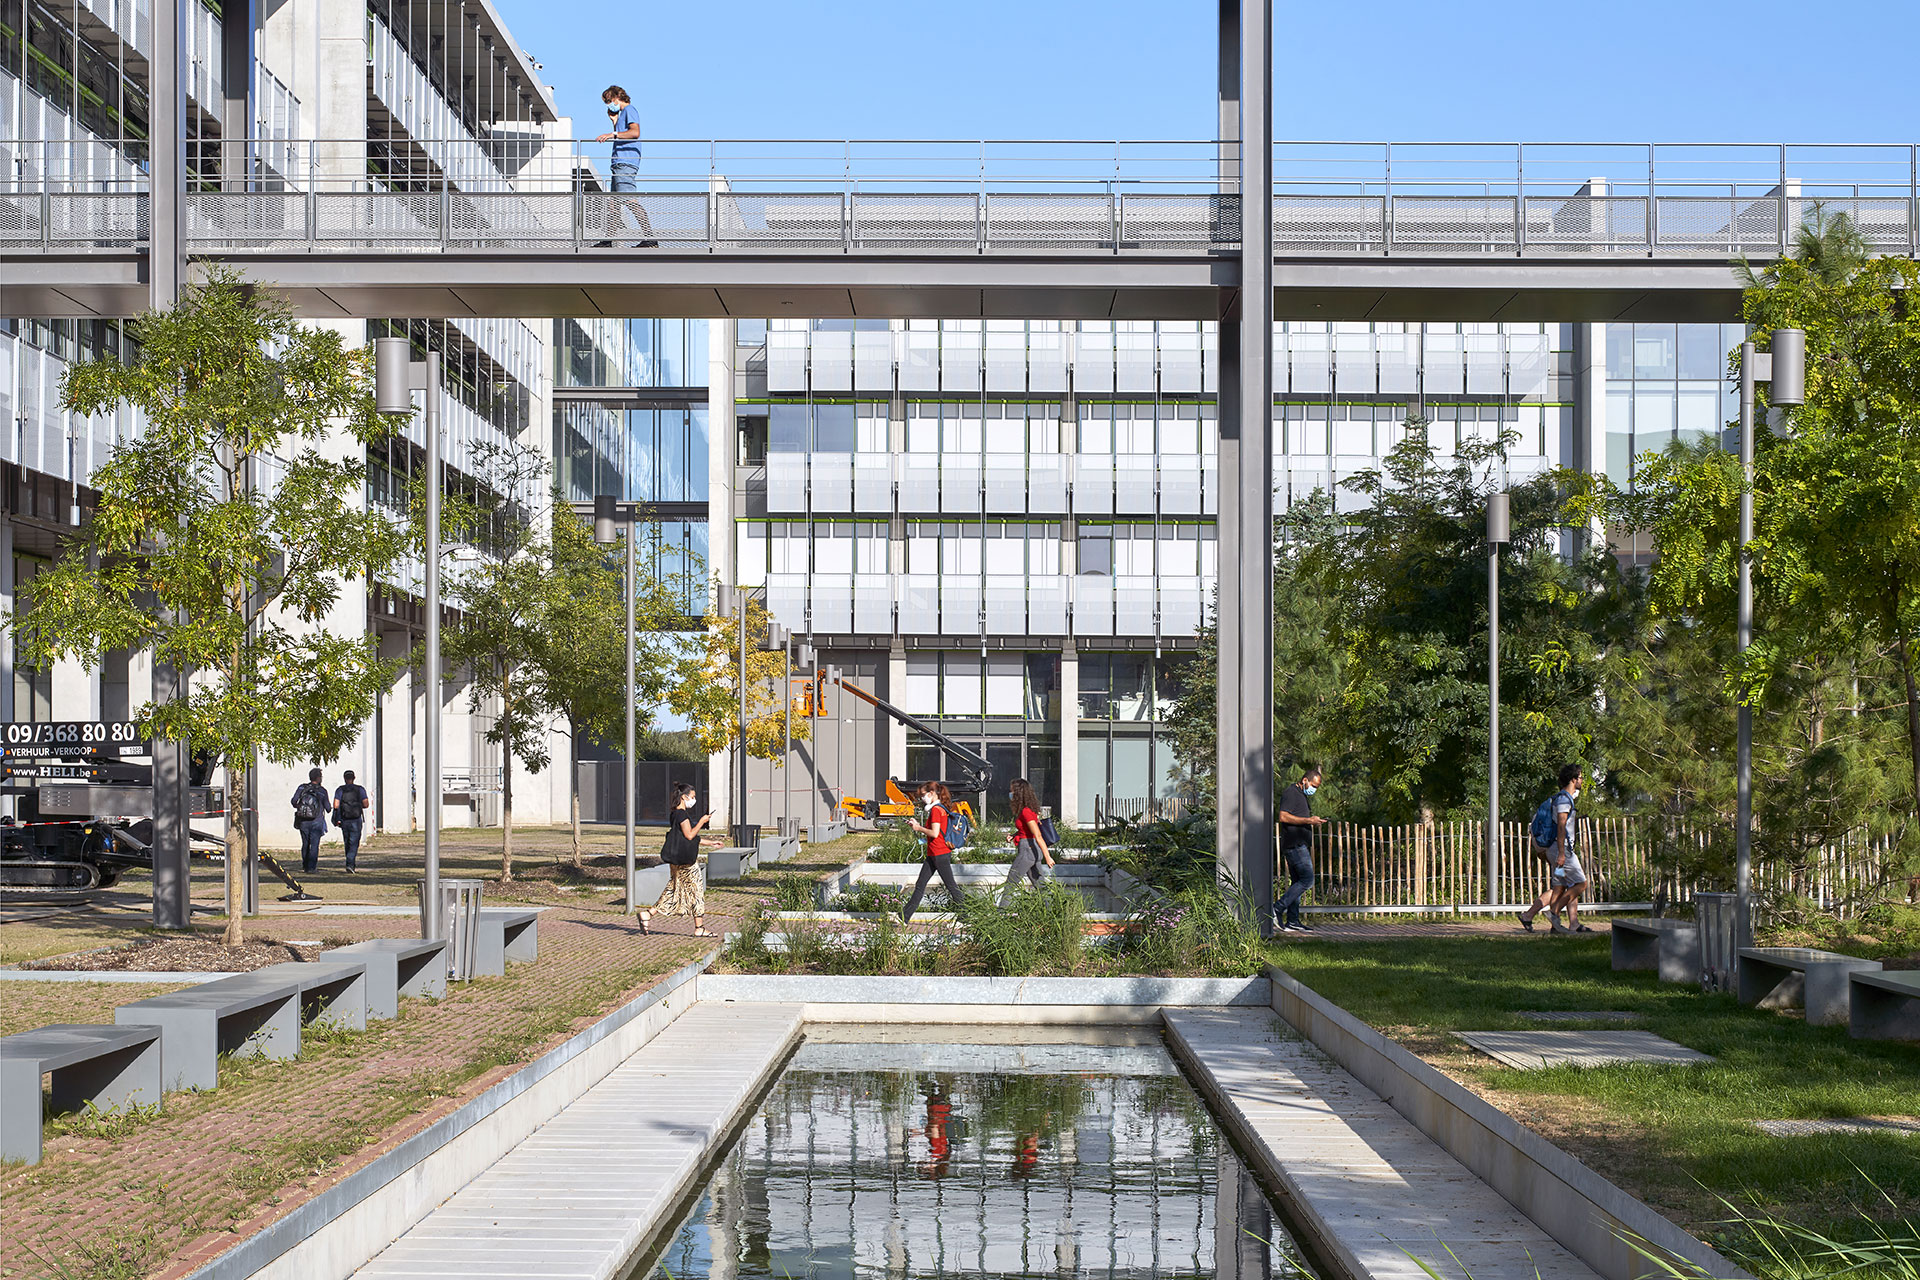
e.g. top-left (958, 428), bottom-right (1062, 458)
top-left (220, 0), bottom-right (256, 189)
top-left (886, 640), bottom-right (907, 781)
top-left (51, 657), bottom-right (98, 720)
top-left (0, 521), bottom-right (12, 819)
top-left (1059, 642), bottom-right (1079, 827)
top-left (378, 631), bottom-right (414, 833)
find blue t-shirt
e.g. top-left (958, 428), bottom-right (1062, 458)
top-left (610, 104), bottom-right (642, 166)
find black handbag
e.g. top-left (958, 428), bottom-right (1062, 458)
top-left (662, 814), bottom-right (700, 866)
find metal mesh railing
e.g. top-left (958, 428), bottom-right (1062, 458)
top-left (4, 138), bottom-right (1915, 258)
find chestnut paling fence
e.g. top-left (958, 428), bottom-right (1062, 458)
top-left (1299, 817), bottom-right (1906, 916)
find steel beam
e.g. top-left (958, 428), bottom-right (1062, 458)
top-left (0, 253), bottom-right (1755, 323)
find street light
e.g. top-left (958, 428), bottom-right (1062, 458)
top-left (373, 336), bottom-right (444, 942)
top-left (592, 495), bottom-right (637, 913)
top-left (798, 642), bottom-right (818, 837)
top-left (767, 621), bottom-right (791, 840)
top-left (1735, 330), bottom-right (1805, 949)
top-left (715, 586), bottom-right (750, 845)
top-left (1486, 491), bottom-right (1510, 908)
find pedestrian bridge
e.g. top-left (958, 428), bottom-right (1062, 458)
top-left (4, 139), bottom-right (1915, 320)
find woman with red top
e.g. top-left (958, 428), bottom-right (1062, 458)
top-left (999, 776), bottom-right (1054, 903)
top-left (902, 781), bottom-right (966, 922)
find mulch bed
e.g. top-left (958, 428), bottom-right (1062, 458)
top-left (25, 935), bottom-right (331, 973)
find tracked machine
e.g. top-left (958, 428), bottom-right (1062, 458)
top-left (818, 675), bottom-right (991, 828)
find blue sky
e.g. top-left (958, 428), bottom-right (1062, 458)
top-left (503, 0), bottom-right (1916, 145)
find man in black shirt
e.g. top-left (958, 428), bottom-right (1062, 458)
top-left (1274, 765), bottom-right (1328, 933)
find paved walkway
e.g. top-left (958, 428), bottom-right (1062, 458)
top-left (1166, 1009), bottom-right (1601, 1280)
top-left (352, 1002), bottom-right (804, 1280)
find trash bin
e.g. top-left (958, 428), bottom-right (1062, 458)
top-left (730, 823), bottom-right (761, 849)
top-left (419, 877), bottom-right (484, 983)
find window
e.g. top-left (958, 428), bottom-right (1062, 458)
top-left (1677, 324), bottom-right (1729, 382)
top-left (1078, 527), bottom-right (1113, 576)
top-left (1078, 653), bottom-right (1111, 720)
top-left (814, 403), bottom-right (856, 453)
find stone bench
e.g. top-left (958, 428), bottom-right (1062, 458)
top-left (1611, 918), bottom-right (1701, 985)
top-left (325, 938), bottom-right (448, 1020)
top-left (1848, 969), bottom-right (1920, 1041)
top-left (1, 1023), bottom-right (162, 1165)
top-left (475, 908), bottom-right (539, 978)
top-left (114, 959), bottom-right (367, 1091)
top-left (1737, 946), bottom-right (1883, 1026)
top-left (631, 863), bottom-right (673, 909)
top-left (707, 847), bottom-right (758, 880)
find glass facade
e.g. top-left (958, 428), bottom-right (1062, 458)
top-left (1603, 322), bottom-right (1746, 489)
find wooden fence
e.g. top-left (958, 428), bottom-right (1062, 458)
top-left (1301, 817), bottom-right (1905, 915)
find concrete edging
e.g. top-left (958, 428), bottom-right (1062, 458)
top-left (1263, 964), bottom-right (1752, 1280)
top-left (696, 973), bottom-right (1268, 1007)
top-left (183, 948), bottom-right (719, 1280)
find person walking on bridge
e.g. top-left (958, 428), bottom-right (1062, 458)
top-left (594, 85), bottom-right (656, 248)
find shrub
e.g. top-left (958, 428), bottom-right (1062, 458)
top-left (864, 824), bottom-right (925, 862)
top-left (1104, 814), bottom-right (1219, 896)
top-left (770, 876), bottom-right (818, 912)
top-left (1123, 884), bottom-right (1265, 977)
top-left (954, 881), bottom-right (1085, 975)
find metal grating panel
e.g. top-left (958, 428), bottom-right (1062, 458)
top-left (719, 192), bottom-right (844, 249)
top-left (1391, 196), bottom-right (1519, 254)
top-left (853, 193), bottom-right (978, 250)
top-left (1273, 195), bottom-right (1386, 252)
top-left (986, 193), bottom-right (1113, 248)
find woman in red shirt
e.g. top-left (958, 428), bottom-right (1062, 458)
top-left (999, 776), bottom-right (1054, 903)
top-left (903, 781), bottom-right (966, 922)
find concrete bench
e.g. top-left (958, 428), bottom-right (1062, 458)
top-left (1848, 969), bottom-right (1920, 1041)
top-left (325, 938), bottom-right (448, 1020)
top-left (114, 959), bottom-right (368, 1090)
top-left (707, 847), bottom-right (758, 880)
top-left (116, 970), bottom-right (304, 1090)
top-left (1, 1023), bottom-right (162, 1164)
top-left (475, 908), bottom-right (539, 978)
top-left (1611, 918), bottom-right (1702, 985)
top-left (1737, 947), bottom-right (1883, 1026)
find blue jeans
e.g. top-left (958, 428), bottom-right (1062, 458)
top-left (298, 819), bottom-right (327, 874)
top-left (337, 819), bottom-right (363, 870)
top-left (1275, 844), bottom-right (1315, 927)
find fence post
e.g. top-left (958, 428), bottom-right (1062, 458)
top-left (1414, 822), bottom-right (1427, 908)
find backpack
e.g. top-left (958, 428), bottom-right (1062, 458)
top-left (1529, 795), bottom-right (1558, 850)
top-left (294, 785), bottom-right (322, 824)
top-left (943, 808), bottom-right (972, 852)
top-left (337, 786), bottom-right (364, 822)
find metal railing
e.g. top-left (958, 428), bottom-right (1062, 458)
top-left (3, 139), bottom-right (1915, 257)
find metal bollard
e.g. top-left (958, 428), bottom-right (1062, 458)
top-left (420, 877), bottom-right (484, 982)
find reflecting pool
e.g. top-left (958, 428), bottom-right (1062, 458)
top-left (625, 1027), bottom-right (1317, 1280)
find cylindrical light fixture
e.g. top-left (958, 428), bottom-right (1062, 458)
top-left (593, 494), bottom-right (617, 545)
top-left (1487, 491), bottom-right (1511, 545)
top-left (373, 336), bottom-right (413, 414)
top-left (1769, 329), bottom-right (1806, 406)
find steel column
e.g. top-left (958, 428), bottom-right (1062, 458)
top-left (1735, 341), bottom-right (1756, 951)
top-left (422, 352), bottom-right (444, 940)
top-left (624, 517), bottom-right (636, 910)
top-left (148, 0), bottom-right (190, 930)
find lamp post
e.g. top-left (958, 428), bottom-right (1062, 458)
top-left (799, 643), bottom-right (818, 837)
top-left (1487, 491), bottom-right (1510, 907)
top-left (374, 336), bottom-right (444, 941)
top-left (768, 622), bottom-right (791, 839)
top-left (715, 586), bottom-right (751, 845)
top-left (1735, 329), bottom-right (1804, 948)
top-left (592, 495), bottom-right (637, 912)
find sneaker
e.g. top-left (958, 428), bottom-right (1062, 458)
top-left (1516, 912), bottom-right (1535, 933)
top-left (1291, 921), bottom-right (1314, 933)
top-left (1573, 924), bottom-right (1595, 933)
top-left (591, 240), bottom-right (613, 248)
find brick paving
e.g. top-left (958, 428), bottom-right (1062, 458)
top-left (0, 824), bottom-right (872, 1280)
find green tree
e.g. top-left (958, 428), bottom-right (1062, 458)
top-left (668, 593), bottom-right (807, 767)
top-left (1316, 424), bottom-right (1634, 823)
top-left (11, 270), bottom-right (407, 944)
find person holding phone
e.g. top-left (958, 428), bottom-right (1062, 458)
top-left (646, 782), bottom-right (711, 936)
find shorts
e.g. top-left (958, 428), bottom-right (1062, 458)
top-left (1552, 855), bottom-right (1587, 888)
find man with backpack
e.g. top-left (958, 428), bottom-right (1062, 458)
top-left (291, 768), bottom-right (331, 875)
top-left (1518, 763), bottom-right (1592, 934)
top-left (333, 770), bottom-right (370, 873)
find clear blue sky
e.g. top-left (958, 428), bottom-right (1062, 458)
top-left (502, 0), bottom-right (1916, 145)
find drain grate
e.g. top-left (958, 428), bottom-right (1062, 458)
top-left (1753, 1118), bottom-right (1920, 1138)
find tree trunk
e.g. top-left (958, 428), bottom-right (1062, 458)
top-left (1894, 604), bottom-right (1920, 815)
top-left (224, 764), bottom-right (247, 946)
top-left (569, 721), bottom-right (582, 867)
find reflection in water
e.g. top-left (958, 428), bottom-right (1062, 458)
top-left (629, 1039), bottom-right (1314, 1280)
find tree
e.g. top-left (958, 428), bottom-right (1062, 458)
top-left (1314, 424), bottom-right (1635, 823)
top-left (12, 270), bottom-right (407, 944)
top-left (667, 593), bottom-right (807, 786)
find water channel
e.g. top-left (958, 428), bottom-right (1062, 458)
top-left (622, 1026), bottom-right (1320, 1280)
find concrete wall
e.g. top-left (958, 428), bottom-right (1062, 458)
top-left (1264, 965), bottom-right (1751, 1280)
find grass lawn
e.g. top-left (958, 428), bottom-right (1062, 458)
top-left (1271, 932), bottom-right (1919, 1269)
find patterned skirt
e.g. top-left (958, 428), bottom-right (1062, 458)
top-left (657, 861), bottom-right (705, 916)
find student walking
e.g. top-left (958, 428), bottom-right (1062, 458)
top-left (332, 770), bottom-right (370, 873)
top-left (646, 782), bottom-right (712, 937)
top-left (999, 777), bottom-right (1055, 903)
top-left (594, 85), bottom-right (656, 248)
top-left (291, 768), bottom-right (330, 874)
top-left (1273, 764), bottom-right (1328, 934)
top-left (1518, 764), bottom-right (1592, 934)
top-left (902, 782), bottom-right (966, 923)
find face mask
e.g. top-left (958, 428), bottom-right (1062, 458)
top-left (606, 107), bottom-right (619, 118)
top-left (1302, 784), bottom-right (1317, 797)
